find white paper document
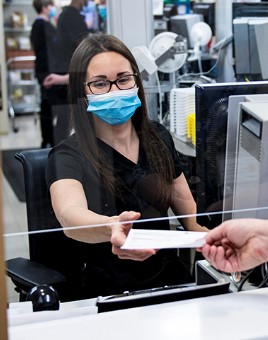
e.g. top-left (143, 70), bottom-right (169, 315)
top-left (121, 229), bottom-right (207, 250)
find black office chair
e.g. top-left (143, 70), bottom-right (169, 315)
top-left (5, 148), bottom-right (89, 302)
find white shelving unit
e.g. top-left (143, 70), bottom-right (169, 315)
top-left (3, 0), bottom-right (40, 132)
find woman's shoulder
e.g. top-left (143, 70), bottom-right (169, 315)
top-left (151, 120), bottom-right (173, 144)
top-left (49, 134), bottom-right (81, 158)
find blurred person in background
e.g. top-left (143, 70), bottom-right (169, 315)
top-left (55, 0), bottom-right (90, 74)
top-left (31, 0), bottom-right (58, 147)
top-left (42, 0), bottom-right (90, 145)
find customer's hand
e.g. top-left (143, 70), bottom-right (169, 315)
top-left (110, 211), bottom-right (156, 261)
top-left (197, 218), bottom-right (268, 272)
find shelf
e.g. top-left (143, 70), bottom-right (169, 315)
top-left (3, 1), bottom-right (32, 6)
top-left (6, 51), bottom-right (35, 69)
top-left (9, 80), bottom-right (37, 86)
top-left (4, 26), bottom-right (32, 33)
top-left (2, 0), bottom-right (40, 122)
top-left (11, 106), bottom-right (40, 114)
top-left (6, 50), bottom-right (35, 59)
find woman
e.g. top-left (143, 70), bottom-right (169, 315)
top-left (46, 34), bottom-right (206, 299)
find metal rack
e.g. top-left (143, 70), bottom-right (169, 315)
top-left (7, 55), bottom-right (40, 132)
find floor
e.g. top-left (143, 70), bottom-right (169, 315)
top-left (1, 114), bottom-right (41, 303)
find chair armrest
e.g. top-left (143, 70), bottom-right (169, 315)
top-left (6, 257), bottom-right (66, 289)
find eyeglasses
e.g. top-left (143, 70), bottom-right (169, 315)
top-left (83, 74), bottom-right (138, 95)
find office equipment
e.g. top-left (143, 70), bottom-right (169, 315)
top-left (96, 281), bottom-right (230, 313)
top-left (195, 81), bottom-right (268, 228)
top-left (195, 259), bottom-right (258, 292)
top-left (192, 2), bottom-right (215, 36)
top-left (149, 31), bottom-right (188, 73)
top-left (132, 31), bottom-right (188, 78)
top-left (232, 2), bottom-right (268, 81)
top-left (231, 101), bottom-right (268, 217)
top-left (132, 31), bottom-right (188, 122)
top-left (169, 14), bottom-right (203, 49)
top-left (223, 94), bottom-right (268, 220)
top-left (233, 17), bottom-right (268, 80)
top-left (232, 2), bottom-right (268, 20)
top-left (169, 87), bottom-right (195, 143)
top-left (223, 97), bottom-right (268, 220)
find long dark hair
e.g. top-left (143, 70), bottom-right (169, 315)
top-left (68, 33), bottom-right (174, 202)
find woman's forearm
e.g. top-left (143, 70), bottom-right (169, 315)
top-left (55, 205), bottom-right (117, 243)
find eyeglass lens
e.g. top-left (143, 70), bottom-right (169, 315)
top-left (88, 74), bottom-right (136, 94)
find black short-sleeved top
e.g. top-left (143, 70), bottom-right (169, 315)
top-left (46, 122), bottom-right (192, 297)
top-left (30, 18), bottom-right (57, 83)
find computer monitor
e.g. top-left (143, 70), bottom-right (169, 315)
top-left (233, 17), bottom-right (268, 80)
top-left (192, 2), bottom-right (215, 36)
top-left (232, 2), bottom-right (268, 80)
top-left (232, 2), bottom-right (268, 20)
top-left (195, 81), bottom-right (268, 228)
top-left (169, 14), bottom-right (203, 49)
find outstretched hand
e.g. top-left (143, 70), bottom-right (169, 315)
top-left (197, 219), bottom-right (268, 273)
top-left (110, 211), bottom-right (156, 261)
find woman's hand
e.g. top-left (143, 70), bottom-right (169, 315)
top-left (110, 211), bottom-right (156, 261)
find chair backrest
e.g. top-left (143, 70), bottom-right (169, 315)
top-left (15, 149), bottom-right (89, 300)
top-left (16, 148), bottom-right (57, 233)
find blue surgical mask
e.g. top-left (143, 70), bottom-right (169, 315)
top-left (48, 6), bottom-right (57, 19)
top-left (86, 88), bottom-right (141, 125)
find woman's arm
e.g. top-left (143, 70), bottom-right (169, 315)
top-left (50, 178), bottom-right (156, 260)
top-left (170, 173), bottom-right (208, 232)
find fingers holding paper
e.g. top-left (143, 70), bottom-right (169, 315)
top-left (197, 218), bottom-right (268, 273)
top-left (110, 211), bottom-right (156, 261)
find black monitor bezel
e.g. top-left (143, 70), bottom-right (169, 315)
top-left (195, 81), bottom-right (268, 228)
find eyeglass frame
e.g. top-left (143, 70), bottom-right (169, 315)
top-left (83, 73), bottom-right (138, 95)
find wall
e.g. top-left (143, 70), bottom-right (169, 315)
top-left (0, 156), bottom-right (8, 339)
top-left (0, 3), bottom-right (8, 134)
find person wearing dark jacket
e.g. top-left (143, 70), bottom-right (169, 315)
top-left (31, 0), bottom-right (57, 147)
top-left (55, 0), bottom-right (89, 74)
